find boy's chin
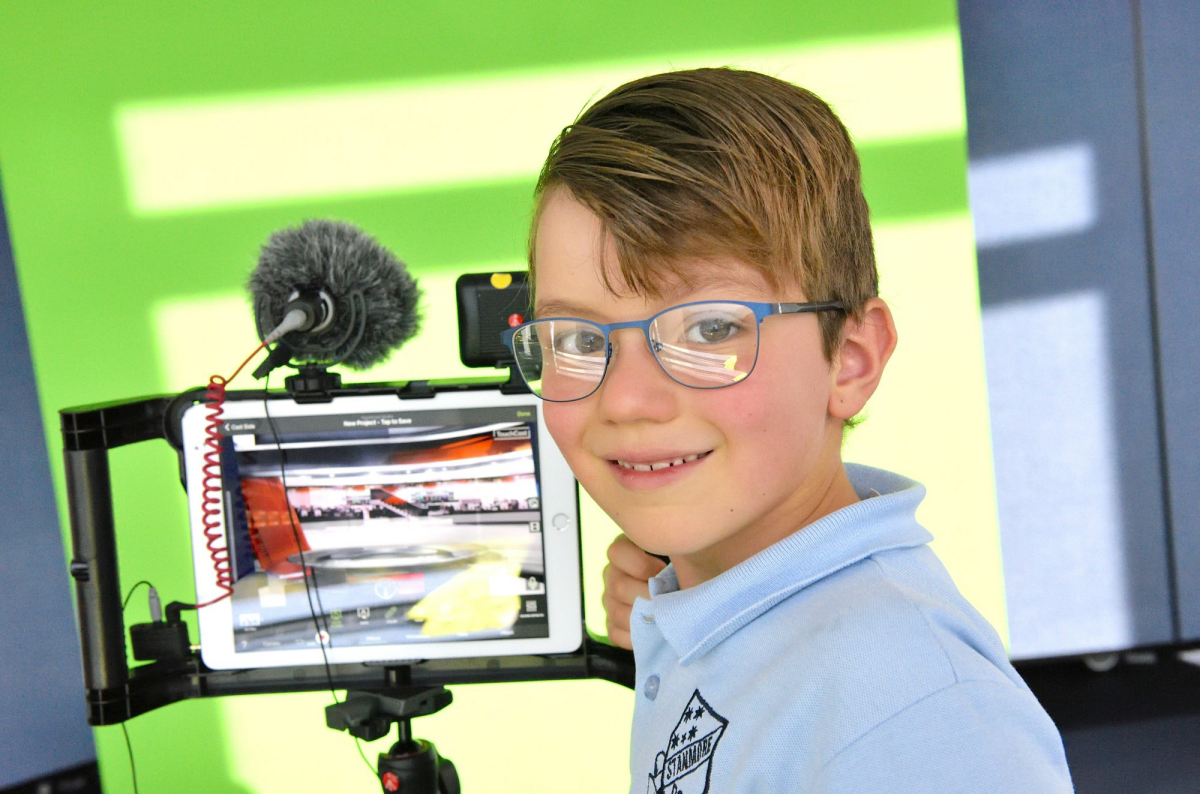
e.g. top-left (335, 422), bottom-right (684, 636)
top-left (619, 523), bottom-right (718, 560)
top-left (592, 490), bottom-right (744, 558)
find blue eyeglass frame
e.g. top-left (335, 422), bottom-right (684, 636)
top-left (500, 298), bottom-right (846, 402)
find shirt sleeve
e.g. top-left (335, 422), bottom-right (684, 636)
top-left (814, 679), bottom-right (1075, 794)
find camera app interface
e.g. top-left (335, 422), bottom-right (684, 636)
top-left (219, 405), bottom-right (549, 655)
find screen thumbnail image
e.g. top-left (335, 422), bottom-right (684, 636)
top-left (221, 415), bottom-right (551, 653)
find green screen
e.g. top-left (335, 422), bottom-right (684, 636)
top-left (0, 2), bottom-right (994, 791)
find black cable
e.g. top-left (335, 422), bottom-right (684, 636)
top-left (261, 372), bottom-right (336, 697)
top-left (261, 372), bottom-right (377, 779)
top-left (355, 737), bottom-right (374, 772)
top-left (118, 581), bottom-right (152, 794)
top-left (121, 580), bottom-right (155, 613)
top-left (120, 723), bottom-right (139, 794)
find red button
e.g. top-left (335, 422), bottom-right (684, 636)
top-left (507, 313), bottom-right (524, 327)
top-left (382, 771), bottom-right (400, 791)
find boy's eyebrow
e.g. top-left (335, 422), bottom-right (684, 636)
top-left (533, 271), bottom-right (773, 319)
top-left (659, 272), bottom-right (759, 304)
top-left (534, 298), bottom-right (602, 319)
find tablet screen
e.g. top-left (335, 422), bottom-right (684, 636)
top-left (184, 391), bottom-right (581, 668)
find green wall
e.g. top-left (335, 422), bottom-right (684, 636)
top-left (0, 2), bottom-right (993, 791)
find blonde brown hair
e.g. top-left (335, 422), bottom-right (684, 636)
top-left (530, 67), bottom-right (877, 359)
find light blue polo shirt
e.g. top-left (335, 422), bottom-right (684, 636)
top-left (628, 464), bottom-right (1074, 793)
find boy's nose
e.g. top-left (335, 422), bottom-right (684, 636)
top-left (595, 328), bottom-right (679, 423)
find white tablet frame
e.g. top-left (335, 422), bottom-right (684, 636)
top-left (180, 388), bottom-right (582, 670)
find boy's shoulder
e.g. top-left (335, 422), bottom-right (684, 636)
top-left (765, 548), bottom-right (1072, 792)
top-left (687, 521), bottom-right (1020, 734)
top-left (630, 467), bottom-right (1062, 789)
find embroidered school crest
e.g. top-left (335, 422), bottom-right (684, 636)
top-left (647, 689), bottom-right (728, 794)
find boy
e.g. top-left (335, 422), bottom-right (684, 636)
top-left (506, 68), bottom-right (1073, 792)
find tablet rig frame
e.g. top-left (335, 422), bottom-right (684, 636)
top-left (61, 373), bottom-right (636, 791)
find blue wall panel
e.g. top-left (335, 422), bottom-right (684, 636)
top-left (0, 177), bottom-right (96, 787)
top-left (1140, 0), bottom-right (1200, 642)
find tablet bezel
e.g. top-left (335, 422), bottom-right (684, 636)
top-left (180, 386), bottom-right (583, 670)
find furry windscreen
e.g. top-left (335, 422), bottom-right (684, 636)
top-left (249, 220), bottom-right (421, 369)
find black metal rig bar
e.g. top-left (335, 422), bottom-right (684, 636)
top-left (64, 448), bottom-right (127, 710)
top-left (84, 640), bottom-right (630, 725)
top-left (62, 396), bottom-right (176, 723)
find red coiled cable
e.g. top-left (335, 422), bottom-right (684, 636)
top-left (195, 342), bottom-right (267, 609)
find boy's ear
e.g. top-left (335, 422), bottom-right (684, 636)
top-left (828, 298), bottom-right (898, 420)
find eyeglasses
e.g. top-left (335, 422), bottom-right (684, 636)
top-left (501, 299), bottom-right (845, 402)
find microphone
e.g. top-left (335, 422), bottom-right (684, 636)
top-left (248, 220), bottom-right (421, 376)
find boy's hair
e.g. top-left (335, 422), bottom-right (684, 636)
top-left (531, 67), bottom-right (878, 360)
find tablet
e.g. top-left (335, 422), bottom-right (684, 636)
top-left (180, 388), bottom-right (582, 670)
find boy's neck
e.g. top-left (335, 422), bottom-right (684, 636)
top-left (670, 461), bottom-right (860, 590)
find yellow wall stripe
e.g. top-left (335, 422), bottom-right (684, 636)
top-left (117, 30), bottom-right (964, 214)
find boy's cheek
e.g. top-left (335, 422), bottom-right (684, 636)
top-left (542, 402), bottom-right (590, 470)
top-left (541, 402), bottom-right (571, 447)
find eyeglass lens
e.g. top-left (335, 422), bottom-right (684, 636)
top-left (510, 302), bottom-right (759, 401)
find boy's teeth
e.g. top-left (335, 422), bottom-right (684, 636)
top-left (616, 452), bottom-right (707, 471)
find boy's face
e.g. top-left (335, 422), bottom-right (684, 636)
top-left (534, 190), bottom-right (850, 581)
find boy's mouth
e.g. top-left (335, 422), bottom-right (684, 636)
top-left (611, 450), bottom-right (712, 472)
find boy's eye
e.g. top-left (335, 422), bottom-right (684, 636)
top-left (553, 327), bottom-right (606, 355)
top-left (683, 314), bottom-right (744, 345)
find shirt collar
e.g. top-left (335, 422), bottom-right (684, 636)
top-left (643, 464), bottom-right (932, 665)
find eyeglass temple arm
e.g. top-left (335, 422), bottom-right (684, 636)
top-left (774, 300), bottom-right (846, 314)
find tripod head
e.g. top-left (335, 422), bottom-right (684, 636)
top-left (327, 687), bottom-right (459, 794)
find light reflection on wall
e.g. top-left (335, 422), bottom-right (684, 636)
top-left (116, 31), bottom-right (964, 215)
